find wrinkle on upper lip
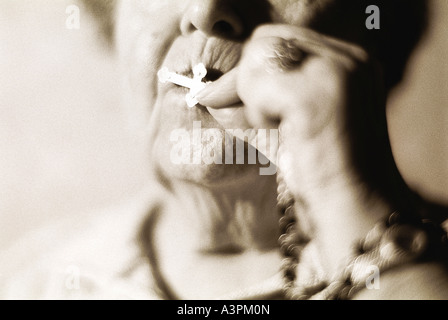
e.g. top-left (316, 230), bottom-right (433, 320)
top-left (202, 37), bottom-right (243, 74)
top-left (171, 34), bottom-right (243, 81)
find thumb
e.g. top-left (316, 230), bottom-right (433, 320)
top-left (195, 68), bottom-right (241, 109)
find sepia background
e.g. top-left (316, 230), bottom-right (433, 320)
top-left (0, 0), bottom-right (447, 252)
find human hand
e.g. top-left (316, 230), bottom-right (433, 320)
top-left (197, 24), bottom-right (400, 280)
top-left (197, 24), bottom-right (384, 197)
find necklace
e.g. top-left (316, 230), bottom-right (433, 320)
top-left (276, 170), bottom-right (448, 300)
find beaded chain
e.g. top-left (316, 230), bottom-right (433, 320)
top-left (276, 171), bottom-right (448, 300)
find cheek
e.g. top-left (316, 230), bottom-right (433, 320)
top-left (114, 0), bottom-right (183, 116)
top-left (115, 0), bottom-right (181, 73)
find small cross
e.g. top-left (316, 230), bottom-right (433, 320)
top-left (158, 63), bottom-right (208, 108)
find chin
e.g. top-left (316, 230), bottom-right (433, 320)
top-left (161, 161), bottom-right (260, 188)
top-left (153, 134), bottom-right (263, 189)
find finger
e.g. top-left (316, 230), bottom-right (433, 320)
top-left (195, 68), bottom-right (241, 109)
top-left (252, 24), bottom-right (369, 63)
top-left (237, 36), bottom-right (309, 122)
top-left (206, 104), bottom-right (252, 130)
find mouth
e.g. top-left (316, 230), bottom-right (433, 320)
top-left (172, 65), bottom-right (248, 130)
top-left (158, 34), bottom-right (246, 127)
top-left (159, 64), bottom-right (225, 92)
top-left (177, 66), bottom-right (224, 80)
top-left (203, 68), bottom-right (224, 83)
top-left (160, 65), bottom-right (231, 113)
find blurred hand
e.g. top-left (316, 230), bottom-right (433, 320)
top-left (198, 24), bottom-right (384, 197)
top-left (197, 24), bottom-right (396, 279)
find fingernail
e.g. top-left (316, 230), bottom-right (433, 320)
top-left (195, 68), bottom-right (241, 108)
top-left (194, 84), bottom-right (210, 100)
top-left (194, 82), bottom-right (218, 106)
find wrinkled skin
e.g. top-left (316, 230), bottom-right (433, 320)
top-left (112, 0), bottom-right (445, 299)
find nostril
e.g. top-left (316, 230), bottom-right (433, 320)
top-left (181, 1), bottom-right (245, 39)
top-left (212, 20), bottom-right (235, 36)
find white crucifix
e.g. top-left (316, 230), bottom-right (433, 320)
top-left (157, 63), bottom-right (208, 108)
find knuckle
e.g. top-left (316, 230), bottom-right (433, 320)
top-left (242, 37), bottom-right (280, 75)
top-left (241, 39), bottom-right (268, 70)
top-left (244, 36), bottom-right (307, 75)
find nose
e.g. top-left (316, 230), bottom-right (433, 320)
top-left (181, 0), bottom-right (245, 39)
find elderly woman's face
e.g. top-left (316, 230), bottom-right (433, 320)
top-left (115, 0), bottom-right (336, 186)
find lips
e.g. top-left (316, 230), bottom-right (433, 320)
top-left (158, 33), bottom-right (251, 129)
top-left (203, 68), bottom-right (224, 82)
